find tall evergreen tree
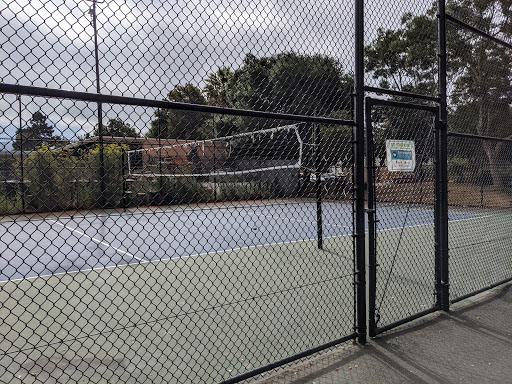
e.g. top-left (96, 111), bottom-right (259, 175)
top-left (14, 111), bottom-right (59, 151)
top-left (146, 83), bottom-right (208, 140)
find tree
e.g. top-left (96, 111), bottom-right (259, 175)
top-left (365, 0), bottom-right (512, 188)
top-left (14, 111), bottom-right (61, 151)
top-left (223, 52), bottom-right (354, 169)
top-left (90, 117), bottom-right (140, 138)
top-left (148, 53), bottom-right (353, 170)
top-left (204, 67), bottom-right (233, 107)
top-left (365, 12), bottom-right (440, 94)
top-left (446, 1), bottom-right (512, 189)
top-left (228, 52), bottom-right (353, 118)
top-left (147, 83), bottom-right (208, 139)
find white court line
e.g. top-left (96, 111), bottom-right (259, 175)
top-left (3, 214), bottom-right (490, 283)
top-left (49, 220), bottom-right (148, 263)
top-left (245, 212), bottom-right (351, 229)
top-left (4, 231), bottom-right (352, 283)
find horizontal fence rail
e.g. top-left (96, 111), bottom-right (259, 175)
top-left (0, 83), bottom-right (356, 127)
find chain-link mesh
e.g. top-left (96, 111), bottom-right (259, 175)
top-left (2, 0), bottom-right (511, 381)
top-left (446, 1), bottom-right (512, 45)
top-left (448, 136), bottom-right (512, 299)
top-left (446, 5), bottom-right (512, 301)
top-left (0, 0), bottom-right (359, 383)
top-left (0, 98), bottom-right (357, 384)
top-left (367, 101), bottom-right (438, 332)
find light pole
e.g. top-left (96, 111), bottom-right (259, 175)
top-left (86, 0), bottom-right (106, 207)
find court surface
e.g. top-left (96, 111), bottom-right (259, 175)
top-left (0, 200), bottom-right (505, 383)
top-left (0, 200), bottom-right (480, 282)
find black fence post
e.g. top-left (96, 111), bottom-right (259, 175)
top-left (434, 112), bottom-right (443, 307)
top-left (437, 0), bottom-right (450, 311)
top-left (365, 100), bottom-right (377, 337)
top-left (354, 0), bottom-right (367, 344)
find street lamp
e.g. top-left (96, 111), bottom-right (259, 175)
top-left (85, 0), bottom-right (106, 207)
top-left (86, 0), bottom-right (103, 97)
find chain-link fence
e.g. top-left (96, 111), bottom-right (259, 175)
top-left (364, 0), bottom-right (439, 99)
top-left (445, 1), bottom-right (512, 303)
top-left (447, 134), bottom-right (512, 301)
top-left (1, 0), bottom-right (511, 383)
top-left (0, 1), bottom-right (360, 383)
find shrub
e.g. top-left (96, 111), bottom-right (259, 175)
top-left (80, 144), bottom-right (128, 208)
top-left (0, 192), bottom-right (23, 215)
top-left (217, 180), bottom-right (272, 201)
top-left (16, 143), bottom-right (127, 212)
top-left (154, 176), bottom-right (212, 205)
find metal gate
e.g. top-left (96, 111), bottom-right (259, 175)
top-left (365, 98), bottom-right (442, 337)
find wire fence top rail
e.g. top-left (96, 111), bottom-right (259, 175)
top-left (0, 83), bottom-right (356, 127)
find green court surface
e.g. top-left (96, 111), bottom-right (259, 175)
top-left (449, 208), bottom-right (512, 299)
top-left (373, 208), bottom-right (512, 328)
top-left (1, 236), bottom-right (354, 383)
top-left (1, 207), bottom-right (510, 383)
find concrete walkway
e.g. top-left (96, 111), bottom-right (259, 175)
top-left (257, 282), bottom-right (512, 383)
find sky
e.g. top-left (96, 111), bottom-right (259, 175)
top-left (0, 0), bottom-right (435, 148)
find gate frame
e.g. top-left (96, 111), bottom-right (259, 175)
top-left (365, 97), bottom-right (443, 337)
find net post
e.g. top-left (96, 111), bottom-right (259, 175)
top-left (314, 122), bottom-right (323, 250)
top-left (437, 0), bottom-right (450, 312)
top-left (121, 148), bottom-right (127, 211)
top-left (212, 115), bottom-right (217, 202)
top-left (97, 105), bottom-right (106, 208)
top-left (158, 117), bottom-right (163, 194)
top-left (17, 93), bottom-right (26, 213)
top-left (354, 0), bottom-right (367, 344)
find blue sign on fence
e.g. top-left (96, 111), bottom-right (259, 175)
top-left (386, 140), bottom-right (416, 172)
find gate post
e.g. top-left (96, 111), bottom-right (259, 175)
top-left (437, 0), bottom-right (450, 311)
top-left (354, 0), bottom-right (367, 344)
top-left (365, 100), bottom-right (377, 338)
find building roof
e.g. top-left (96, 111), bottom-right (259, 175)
top-left (0, 150), bottom-right (31, 158)
top-left (60, 136), bottom-right (190, 151)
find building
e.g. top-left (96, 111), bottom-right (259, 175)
top-left (60, 136), bottom-right (228, 176)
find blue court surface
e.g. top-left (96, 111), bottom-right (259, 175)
top-left (0, 200), bottom-right (480, 282)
